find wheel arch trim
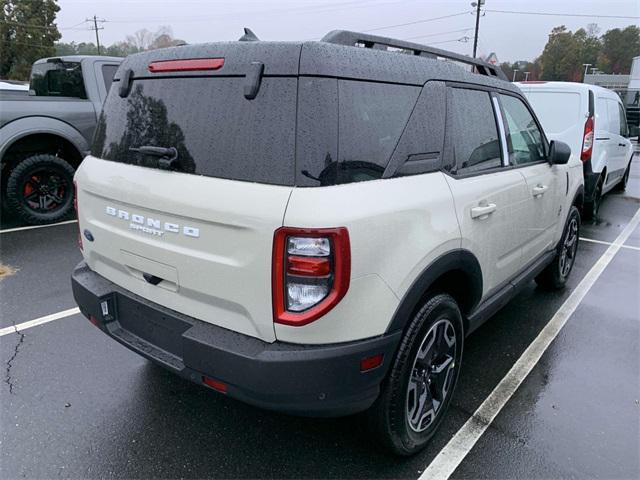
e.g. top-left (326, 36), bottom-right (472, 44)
top-left (0, 117), bottom-right (88, 163)
top-left (385, 249), bottom-right (482, 334)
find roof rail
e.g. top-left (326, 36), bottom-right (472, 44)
top-left (321, 30), bottom-right (507, 81)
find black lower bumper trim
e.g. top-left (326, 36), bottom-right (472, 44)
top-left (583, 160), bottom-right (600, 202)
top-left (71, 261), bottom-right (401, 417)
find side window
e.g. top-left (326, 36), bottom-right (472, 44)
top-left (500, 94), bottom-right (547, 165)
top-left (446, 88), bottom-right (502, 175)
top-left (101, 64), bottom-right (119, 93)
top-left (336, 80), bottom-right (420, 184)
top-left (596, 97), bottom-right (610, 133)
top-left (607, 99), bottom-right (621, 135)
top-left (618, 102), bottom-right (628, 137)
top-left (29, 61), bottom-right (87, 98)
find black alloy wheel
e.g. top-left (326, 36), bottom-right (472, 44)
top-left (406, 318), bottom-right (457, 433)
top-left (6, 154), bottom-right (75, 225)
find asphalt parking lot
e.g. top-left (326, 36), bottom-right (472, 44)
top-left (1, 158), bottom-right (639, 479)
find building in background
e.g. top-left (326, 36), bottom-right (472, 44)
top-left (584, 56), bottom-right (639, 138)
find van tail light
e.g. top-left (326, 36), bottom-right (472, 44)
top-left (73, 181), bottom-right (82, 251)
top-left (581, 116), bottom-right (594, 162)
top-left (272, 227), bottom-right (350, 326)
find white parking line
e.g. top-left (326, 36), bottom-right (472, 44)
top-left (580, 236), bottom-right (640, 252)
top-left (420, 206), bottom-right (640, 480)
top-left (0, 307), bottom-right (80, 337)
top-left (0, 219), bottom-right (78, 234)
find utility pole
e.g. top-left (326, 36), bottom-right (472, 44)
top-left (471, 0), bottom-right (484, 58)
top-left (86, 15), bottom-right (105, 54)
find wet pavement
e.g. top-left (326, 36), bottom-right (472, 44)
top-left (1, 158), bottom-right (639, 479)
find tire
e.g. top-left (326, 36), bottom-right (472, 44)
top-left (583, 176), bottom-right (603, 221)
top-left (614, 161), bottom-right (631, 192)
top-left (5, 154), bottom-right (76, 225)
top-left (367, 293), bottom-right (463, 456)
top-left (535, 206), bottom-right (580, 290)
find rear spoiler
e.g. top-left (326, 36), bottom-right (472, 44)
top-left (321, 30), bottom-right (507, 81)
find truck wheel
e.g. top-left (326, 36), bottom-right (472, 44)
top-left (6, 154), bottom-right (76, 225)
top-left (535, 206), bottom-right (580, 290)
top-left (368, 293), bottom-right (463, 456)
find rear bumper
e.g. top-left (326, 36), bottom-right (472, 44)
top-left (71, 261), bottom-right (400, 417)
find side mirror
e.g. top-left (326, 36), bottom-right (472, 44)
top-left (549, 140), bottom-right (571, 165)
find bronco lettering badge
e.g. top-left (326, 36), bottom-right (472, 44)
top-left (105, 206), bottom-right (200, 238)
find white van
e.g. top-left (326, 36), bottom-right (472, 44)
top-left (518, 81), bottom-right (633, 218)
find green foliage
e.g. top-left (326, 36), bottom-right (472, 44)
top-left (53, 26), bottom-right (183, 60)
top-left (54, 40), bottom-right (141, 57)
top-left (538, 23), bottom-right (639, 81)
top-left (0, 0), bottom-right (61, 80)
top-left (599, 26), bottom-right (640, 73)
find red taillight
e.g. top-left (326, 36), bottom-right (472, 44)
top-left (148, 58), bottom-right (224, 73)
top-left (287, 256), bottom-right (331, 276)
top-left (73, 181), bottom-right (82, 250)
top-left (581, 116), bottom-right (594, 162)
top-left (360, 354), bottom-right (384, 372)
top-left (202, 376), bottom-right (228, 393)
top-left (272, 227), bottom-right (350, 327)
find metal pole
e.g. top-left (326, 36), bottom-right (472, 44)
top-left (512, 69), bottom-right (518, 82)
top-left (472, 1), bottom-right (481, 58)
top-left (582, 63), bottom-right (591, 81)
top-left (524, 71), bottom-right (530, 81)
top-left (93, 15), bottom-right (101, 54)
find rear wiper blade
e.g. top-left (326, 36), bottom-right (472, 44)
top-left (129, 145), bottom-right (179, 171)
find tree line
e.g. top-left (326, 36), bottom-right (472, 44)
top-left (55, 26), bottom-right (186, 58)
top-left (500, 24), bottom-right (639, 82)
top-left (2, 1), bottom-right (639, 82)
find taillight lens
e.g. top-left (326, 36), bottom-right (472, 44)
top-left (272, 227), bottom-right (350, 326)
top-left (581, 116), bottom-right (594, 162)
top-left (73, 181), bottom-right (82, 250)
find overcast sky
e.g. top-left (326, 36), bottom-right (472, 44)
top-left (55, 0), bottom-right (639, 62)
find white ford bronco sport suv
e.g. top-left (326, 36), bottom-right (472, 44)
top-left (71, 30), bottom-right (584, 455)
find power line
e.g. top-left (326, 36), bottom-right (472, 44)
top-left (363, 11), bottom-right (471, 33)
top-left (429, 36), bottom-right (470, 45)
top-left (102, 0), bottom-right (398, 24)
top-left (403, 27), bottom-right (473, 41)
top-left (485, 9), bottom-right (640, 20)
top-left (0, 19), bottom-right (88, 30)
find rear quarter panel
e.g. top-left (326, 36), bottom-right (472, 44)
top-left (279, 172), bottom-right (460, 344)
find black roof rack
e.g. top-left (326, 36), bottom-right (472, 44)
top-left (321, 30), bottom-right (507, 81)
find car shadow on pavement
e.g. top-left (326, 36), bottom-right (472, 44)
top-left (93, 361), bottom-right (421, 479)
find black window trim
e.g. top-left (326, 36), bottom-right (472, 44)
top-left (442, 83), bottom-right (510, 179)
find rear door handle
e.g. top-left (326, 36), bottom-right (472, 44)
top-left (619, 143), bottom-right (627, 147)
top-left (470, 203), bottom-right (497, 219)
top-left (532, 184), bottom-right (548, 197)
